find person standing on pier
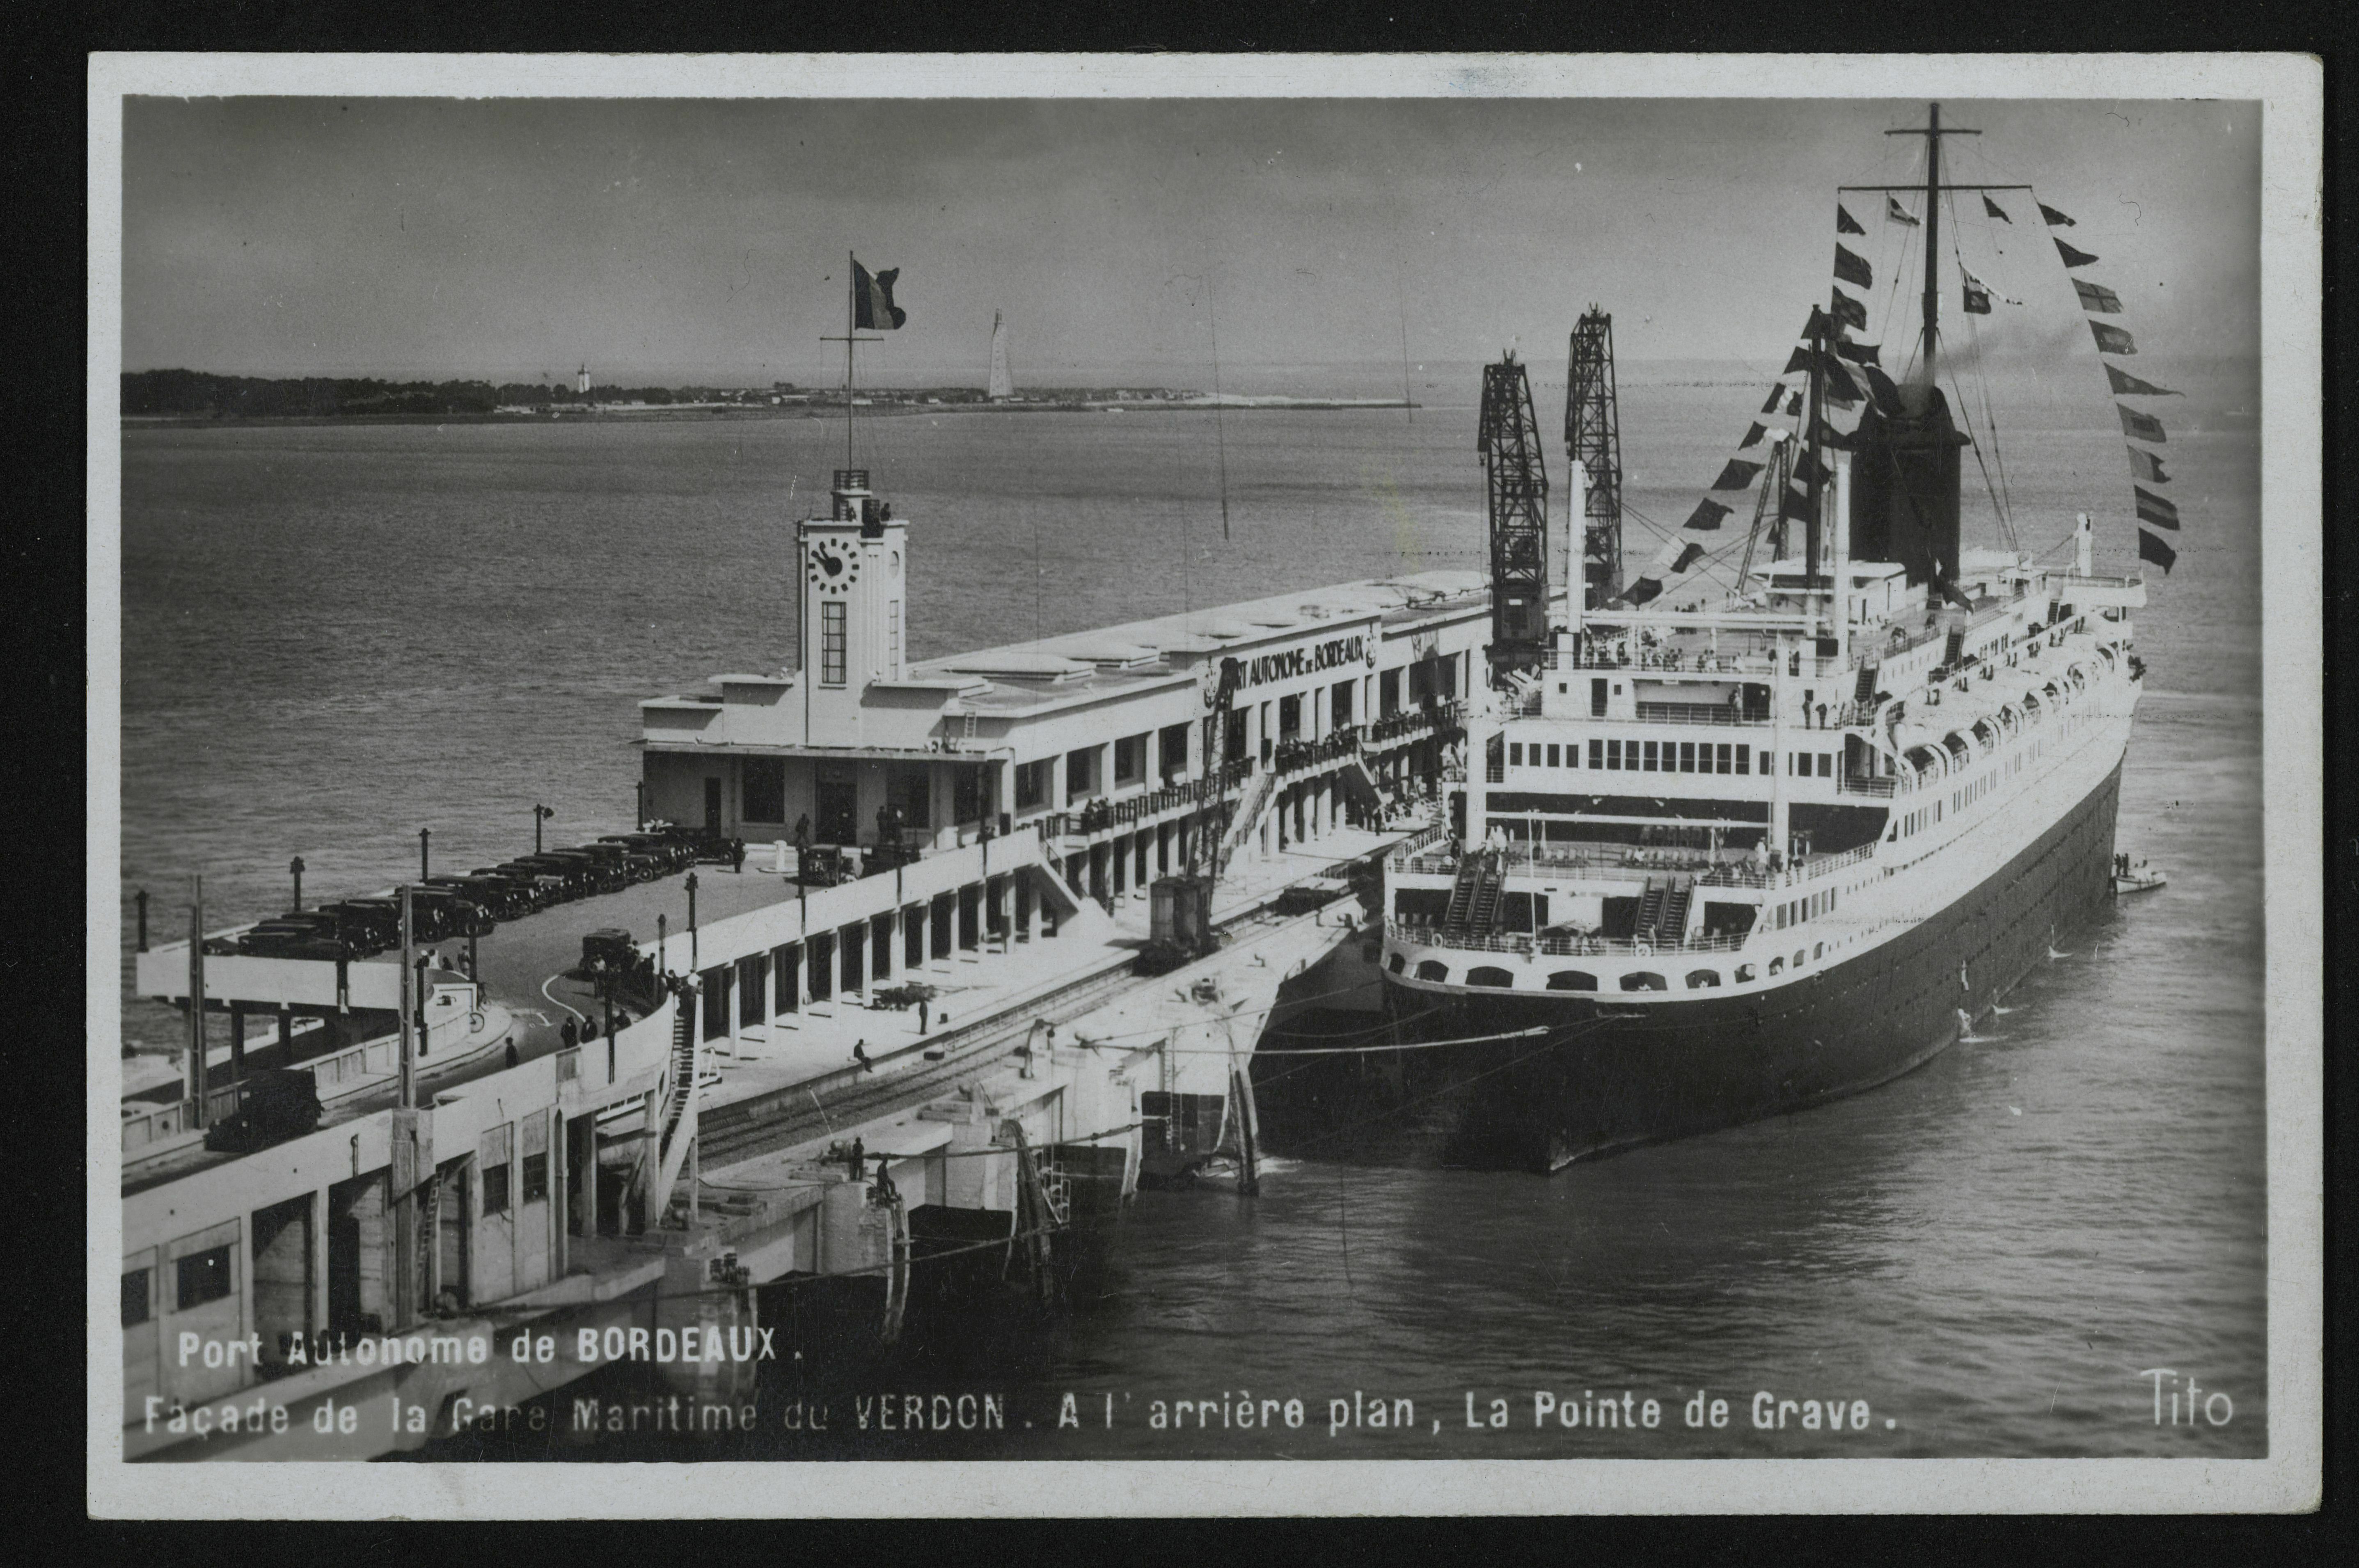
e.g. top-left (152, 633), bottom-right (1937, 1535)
top-left (561, 1016), bottom-right (578, 1050)
top-left (848, 1136), bottom-right (865, 1180)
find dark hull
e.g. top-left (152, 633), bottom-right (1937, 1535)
top-left (1319, 759), bottom-right (2123, 1172)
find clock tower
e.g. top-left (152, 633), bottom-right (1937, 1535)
top-left (797, 468), bottom-right (909, 742)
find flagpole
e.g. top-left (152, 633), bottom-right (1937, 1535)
top-left (846, 250), bottom-right (857, 473)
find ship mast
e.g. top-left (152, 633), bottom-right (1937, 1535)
top-left (1885, 102), bottom-right (1979, 383)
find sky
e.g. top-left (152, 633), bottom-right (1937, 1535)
top-left (119, 96), bottom-right (2261, 386)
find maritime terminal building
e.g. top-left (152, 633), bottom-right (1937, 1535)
top-left (637, 470), bottom-right (1492, 900)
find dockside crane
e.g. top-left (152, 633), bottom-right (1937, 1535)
top-left (1564, 309), bottom-right (1625, 609)
top-left (1477, 354), bottom-right (1551, 681)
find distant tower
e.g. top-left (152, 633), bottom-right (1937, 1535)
top-left (575, 362), bottom-right (592, 397)
top-left (987, 312), bottom-right (1014, 401)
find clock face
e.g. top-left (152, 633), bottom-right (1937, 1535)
top-left (807, 539), bottom-right (860, 595)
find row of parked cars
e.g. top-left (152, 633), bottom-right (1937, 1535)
top-left (218, 828), bottom-right (747, 962)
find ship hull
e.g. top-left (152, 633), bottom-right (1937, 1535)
top-left (1340, 758), bottom-right (2123, 1172)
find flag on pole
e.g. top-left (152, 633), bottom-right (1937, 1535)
top-left (1670, 541), bottom-right (1707, 575)
top-left (2075, 279), bottom-right (2125, 313)
top-left (1834, 245), bottom-right (1874, 289)
top-left (1982, 195), bottom-right (2013, 223)
top-left (2090, 321), bottom-right (2137, 355)
top-left (1837, 204), bottom-right (1866, 235)
top-left (2039, 202), bottom-right (2077, 227)
top-left (2134, 486), bottom-right (2180, 530)
top-left (2055, 239), bottom-right (2100, 268)
top-left (2138, 529), bottom-right (2177, 573)
top-left (1739, 422), bottom-right (1768, 449)
top-left (1710, 458), bottom-right (1764, 491)
top-left (1683, 499), bottom-right (1731, 532)
top-left (2125, 446), bottom-right (2171, 484)
top-left (2106, 365), bottom-right (2181, 398)
top-left (1961, 270), bottom-right (1992, 314)
top-left (1886, 195), bottom-right (1919, 227)
top-left (2118, 406), bottom-right (2168, 443)
top-left (852, 259), bottom-right (907, 330)
top-left (1829, 287), bottom-right (1867, 332)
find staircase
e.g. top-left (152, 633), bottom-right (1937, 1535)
top-left (1634, 877), bottom-right (1667, 940)
top-left (1213, 767), bottom-right (1278, 877)
top-left (1443, 854), bottom-right (1505, 933)
top-left (1853, 662), bottom-right (1880, 705)
top-left (647, 989), bottom-right (703, 1225)
top-left (1656, 879), bottom-right (1693, 945)
top-left (1466, 863), bottom-right (1505, 930)
top-left (1635, 876), bottom-right (1694, 946)
top-left (1335, 755), bottom-right (1385, 824)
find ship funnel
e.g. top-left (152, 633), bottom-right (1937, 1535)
top-left (1846, 383), bottom-right (1967, 589)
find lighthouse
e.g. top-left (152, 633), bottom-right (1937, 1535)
top-left (987, 313), bottom-right (1013, 402)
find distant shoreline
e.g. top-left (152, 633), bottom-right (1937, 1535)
top-left (121, 397), bottom-right (1418, 429)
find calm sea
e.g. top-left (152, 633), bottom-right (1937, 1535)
top-left (116, 357), bottom-right (2265, 1458)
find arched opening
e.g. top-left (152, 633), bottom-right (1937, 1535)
top-left (1684, 969), bottom-right (1722, 989)
top-left (1465, 966), bottom-right (1516, 989)
top-left (1545, 970), bottom-right (1598, 991)
top-left (1414, 959), bottom-right (1450, 983)
top-left (1619, 971), bottom-right (1667, 992)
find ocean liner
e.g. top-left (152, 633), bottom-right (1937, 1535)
top-left (1371, 105), bottom-right (2181, 1170)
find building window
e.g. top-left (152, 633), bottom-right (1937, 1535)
top-left (1278, 694), bottom-right (1302, 738)
top-left (1546, 743), bottom-right (1560, 767)
top-left (742, 757), bottom-right (786, 824)
top-left (820, 600), bottom-right (847, 686)
top-left (1066, 746), bottom-right (1099, 802)
top-left (1757, 748), bottom-right (1771, 774)
top-left (953, 764), bottom-right (985, 824)
top-left (176, 1245), bottom-right (232, 1312)
top-left (1737, 746), bottom-right (1750, 774)
top-left (1113, 732), bottom-right (1147, 787)
top-left (774, 943), bottom-right (800, 1012)
top-left (1679, 742), bottom-right (1695, 773)
top-left (1159, 722), bottom-right (1191, 781)
top-left (1589, 739), bottom-right (1603, 769)
top-left (1819, 753), bottom-right (1834, 777)
top-left (1331, 679), bottom-right (1354, 727)
top-left (1381, 667), bottom-right (1401, 715)
top-left (1642, 741), bottom-right (1659, 772)
top-left (122, 1268), bottom-right (151, 1327)
top-left (480, 1124), bottom-right (513, 1216)
top-left (1015, 758), bottom-right (1051, 811)
top-left (522, 1112), bottom-right (550, 1203)
top-left (1509, 742), bottom-right (1523, 767)
top-left (1605, 739), bottom-right (1619, 769)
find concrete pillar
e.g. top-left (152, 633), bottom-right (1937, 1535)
top-left (308, 1186), bottom-right (330, 1343)
top-left (550, 1111), bottom-right (568, 1277)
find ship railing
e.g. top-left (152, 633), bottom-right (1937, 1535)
top-left (1392, 841), bottom-right (1756, 881)
top-left (1789, 843), bottom-right (1876, 885)
top-left (1632, 703), bottom-right (1774, 727)
top-left (1544, 648), bottom-right (1849, 680)
top-left (1836, 775), bottom-right (1896, 798)
top-left (1386, 918), bottom-right (1749, 957)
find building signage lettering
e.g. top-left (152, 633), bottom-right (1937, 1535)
top-left (1241, 634), bottom-right (1372, 688)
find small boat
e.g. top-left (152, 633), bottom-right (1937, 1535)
top-left (2111, 858), bottom-right (2167, 896)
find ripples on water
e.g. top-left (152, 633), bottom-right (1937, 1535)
top-left (117, 366), bottom-right (2265, 1457)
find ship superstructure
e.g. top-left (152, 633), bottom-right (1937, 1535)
top-left (1370, 104), bottom-right (2164, 1169)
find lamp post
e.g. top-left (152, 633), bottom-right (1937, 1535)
top-left (419, 827), bottom-right (432, 881)
top-left (534, 803), bottom-right (554, 854)
top-left (685, 872), bottom-right (700, 971)
top-left (289, 856), bottom-right (305, 911)
top-left (657, 912), bottom-right (667, 978)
